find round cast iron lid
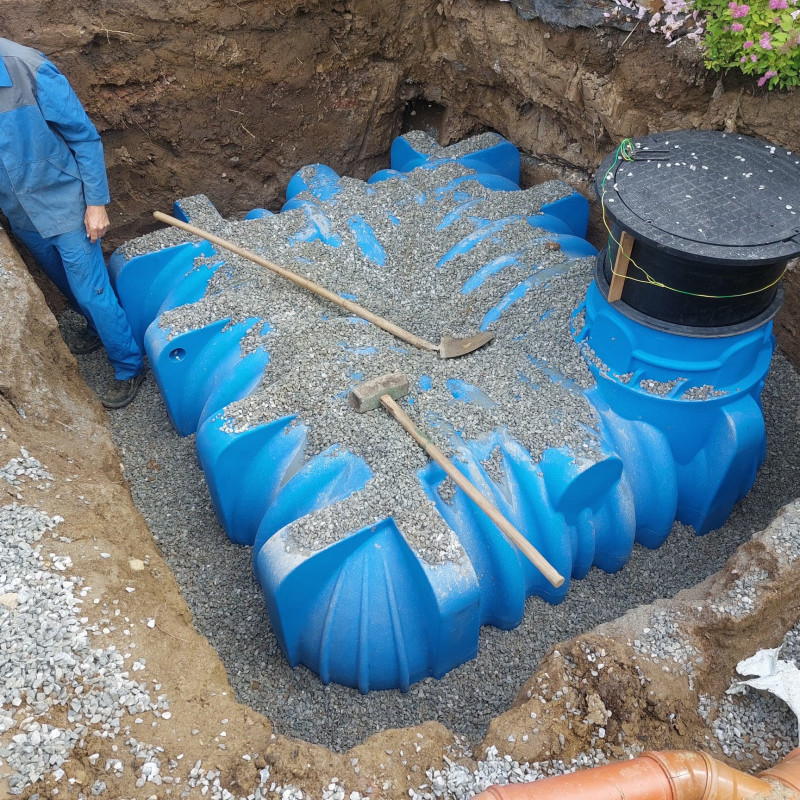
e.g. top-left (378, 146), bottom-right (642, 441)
top-left (595, 130), bottom-right (800, 265)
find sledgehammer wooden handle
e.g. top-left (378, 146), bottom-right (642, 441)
top-left (380, 394), bottom-right (565, 588)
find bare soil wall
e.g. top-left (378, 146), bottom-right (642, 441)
top-left (4, 0), bottom-right (798, 362)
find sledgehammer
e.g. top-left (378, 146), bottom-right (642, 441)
top-left (349, 373), bottom-right (565, 588)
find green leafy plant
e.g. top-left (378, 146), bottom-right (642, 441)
top-left (611, 0), bottom-right (800, 88)
top-left (689, 0), bottom-right (800, 88)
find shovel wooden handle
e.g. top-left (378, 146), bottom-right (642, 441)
top-left (380, 394), bottom-right (565, 588)
top-left (153, 211), bottom-right (438, 352)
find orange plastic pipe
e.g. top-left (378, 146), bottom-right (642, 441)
top-left (761, 747), bottom-right (800, 795)
top-left (474, 749), bottom-right (800, 800)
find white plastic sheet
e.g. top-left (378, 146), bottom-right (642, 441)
top-left (728, 646), bottom-right (800, 744)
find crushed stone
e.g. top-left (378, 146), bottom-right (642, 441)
top-left (61, 281), bottom-right (800, 756)
top-left (145, 155), bottom-right (601, 566)
top-left (0, 502), bottom-right (169, 795)
top-left (56, 132), bottom-right (800, 753)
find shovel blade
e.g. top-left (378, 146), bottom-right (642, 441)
top-left (438, 331), bottom-right (494, 358)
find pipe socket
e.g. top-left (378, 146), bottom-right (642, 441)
top-left (475, 750), bottom-right (800, 800)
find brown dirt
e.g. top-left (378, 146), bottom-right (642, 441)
top-left (2, 2), bottom-right (800, 797)
top-left (483, 519), bottom-right (800, 767)
top-left (6, 0), bottom-right (798, 363)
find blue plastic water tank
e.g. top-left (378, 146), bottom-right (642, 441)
top-left (109, 131), bottom-right (778, 692)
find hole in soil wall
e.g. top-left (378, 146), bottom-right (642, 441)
top-left (401, 98), bottom-right (448, 140)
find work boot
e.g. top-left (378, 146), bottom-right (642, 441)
top-left (100, 371), bottom-right (145, 409)
top-left (67, 326), bottom-right (102, 355)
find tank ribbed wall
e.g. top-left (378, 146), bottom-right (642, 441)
top-left (109, 133), bottom-right (774, 692)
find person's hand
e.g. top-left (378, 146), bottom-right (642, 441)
top-left (85, 205), bottom-right (110, 243)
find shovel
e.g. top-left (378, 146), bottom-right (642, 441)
top-left (153, 211), bottom-right (494, 358)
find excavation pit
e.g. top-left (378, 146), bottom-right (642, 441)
top-left (3, 3), bottom-right (800, 795)
top-left (64, 131), bottom-right (791, 749)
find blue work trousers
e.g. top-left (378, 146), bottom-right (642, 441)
top-left (14, 225), bottom-right (143, 380)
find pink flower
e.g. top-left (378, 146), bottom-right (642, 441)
top-left (728, 1), bottom-right (750, 16)
top-left (769, 0), bottom-right (788, 8)
top-left (758, 69), bottom-right (778, 86)
top-left (760, 31), bottom-right (773, 49)
top-left (751, 53), bottom-right (758, 61)
top-left (731, 21), bottom-right (744, 30)
top-left (743, 40), bottom-right (755, 47)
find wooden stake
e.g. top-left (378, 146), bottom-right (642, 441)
top-left (608, 230), bottom-right (635, 303)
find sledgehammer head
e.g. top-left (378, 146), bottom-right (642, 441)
top-left (349, 373), bottom-right (410, 413)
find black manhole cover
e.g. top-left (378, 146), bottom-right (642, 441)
top-left (594, 130), bottom-right (800, 335)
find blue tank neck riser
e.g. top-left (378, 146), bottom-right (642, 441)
top-left (579, 282), bottom-right (776, 402)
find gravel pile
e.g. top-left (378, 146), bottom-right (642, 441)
top-left (401, 130), bottom-right (508, 159)
top-left (0, 500), bottom-right (170, 795)
top-left (0, 447), bottom-right (53, 488)
top-left (699, 615), bottom-right (800, 765)
top-left (61, 305), bottom-right (800, 755)
top-left (136, 150), bottom-right (598, 567)
top-left (58, 133), bottom-right (800, 753)
top-left (629, 607), bottom-right (702, 691)
top-left (409, 745), bottom-right (613, 800)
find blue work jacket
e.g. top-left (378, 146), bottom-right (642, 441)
top-left (0, 38), bottom-right (110, 238)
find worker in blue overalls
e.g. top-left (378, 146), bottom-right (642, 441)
top-left (0, 37), bottom-right (144, 409)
